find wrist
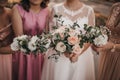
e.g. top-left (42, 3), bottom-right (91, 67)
top-left (110, 44), bottom-right (116, 52)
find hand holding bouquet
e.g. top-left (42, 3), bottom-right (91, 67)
top-left (48, 26), bottom-right (84, 60)
top-left (81, 24), bottom-right (111, 47)
top-left (11, 34), bottom-right (51, 55)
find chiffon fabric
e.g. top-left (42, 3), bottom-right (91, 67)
top-left (98, 3), bottom-right (120, 80)
top-left (41, 3), bottom-right (96, 80)
top-left (0, 23), bottom-right (13, 80)
top-left (12, 4), bottom-right (49, 80)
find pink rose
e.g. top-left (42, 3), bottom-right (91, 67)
top-left (72, 44), bottom-right (83, 54)
top-left (67, 36), bottom-right (79, 45)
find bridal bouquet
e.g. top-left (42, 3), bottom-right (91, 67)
top-left (81, 24), bottom-right (111, 47)
top-left (48, 25), bottom-right (85, 59)
top-left (11, 34), bottom-right (51, 54)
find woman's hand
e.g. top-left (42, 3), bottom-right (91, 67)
top-left (64, 52), bottom-right (79, 63)
top-left (92, 42), bottom-right (114, 52)
top-left (64, 52), bottom-right (71, 58)
top-left (70, 53), bottom-right (79, 63)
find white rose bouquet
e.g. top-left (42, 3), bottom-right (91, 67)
top-left (11, 34), bottom-right (51, 55)
top-left (11, 35), bottom-right (30, 53)
top-left (81, 24), bottom-right (111, 47)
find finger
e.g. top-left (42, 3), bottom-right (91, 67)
top-left (71, 57), bottom-right (78, 63)
top-left (70, 54), bottom-right (74, 58)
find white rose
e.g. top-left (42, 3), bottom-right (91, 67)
top-left (19, 35), bottom-right (28, 40)
top-left (10, 41), bottom-right (20, 51)
top-left (20, 47), bottom-right (27, 53)
top-left (94, 34), bottom-right (108, 47)
top-left (90, 28), bottom-right (96, 33)
top-left (31, 36), bottom-right (40, 43)
top-left (53, 27), bottom-right (66, 34)
top-left (44, 39), bottom-right (51, 48)
top-left (13, 37), bottom-right (18, 42)
top-left (28, 41), bottom-right (37, 51)
top-left (72, 44), bottom-right (83, 54)
top-left (55, 42), bottom-right (66, 52)
top-left (19, 41), bottom-right (23, 45)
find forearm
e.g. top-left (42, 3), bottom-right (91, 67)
top-left (0, 46), bottom-right (13, 54)
top-left (113, 43), bottom-right (120, 51)
top-left (80, 43), bottom-right (90, 55)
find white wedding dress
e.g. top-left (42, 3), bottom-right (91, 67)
top-left (41, 3), bottom-right (95, 80)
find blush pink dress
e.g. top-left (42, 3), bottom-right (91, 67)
top-left (12, 4), bottom-right (49, 80)
top-left (0, 23), bottom-right (14, 80)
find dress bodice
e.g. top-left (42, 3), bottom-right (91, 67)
top-left (106, 3), bottom-right (120, 44)
top-left (16, 4), bottom-right (49, 36)
top-left (50, 3), bottom-right (95, 32)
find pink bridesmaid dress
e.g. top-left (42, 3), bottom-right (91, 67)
top-left (0, 23), bottom-right (14, 80)
top-left (12, 4), bottom-right (49, 80)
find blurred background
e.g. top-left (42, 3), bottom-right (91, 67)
top-left (7, 0), bottom-right (120, 26)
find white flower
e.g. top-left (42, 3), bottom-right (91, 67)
top-left (44, 39), bottom-right (51, 48)
top-left (72, 44), bottom-right (83, 54)
top-left (31, 36), bottom-right (40, 43)
top-left (19, 41), bottom-right (23, 45)
top-left (94, 34), bottom-right (108, 47)
top-left (17, 35), bottom-right (28, 40)
top-left (13, 37), bottom-right (18, 42)
top-left (90, 28), bottom-right (96, 33)
top-left (53, 26), bottom-right (66, 35)
top-left (55, 42), bottom-right (66, 52)
top-left (51, 34), bottom-right (57, 44)
top-left (96, 29), bottom-right (100, 34)
top-left (28, 36), bottom-right (39, 51)
top-left (10, 41), bottom-right (20, 51)
top-left (69, 29), bottom-right (80, 36)
top-left (85, 33), bottom-right (91, 38)
top-left (20, 47), bottom-right (27, 53)
top-left (28, 41), bottom-right (37, 51)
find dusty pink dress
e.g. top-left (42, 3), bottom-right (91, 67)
top-left (12, 4), bottom-right (49, 80)
top-left (98, 3), bottom-right (120, 80)
top-left (0, 23), bottom-right (14, 80)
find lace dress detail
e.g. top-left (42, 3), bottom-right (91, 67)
top-left (106, 3), bottom-right (120, 44)
top-left (98, 3), bottom-right (120, 80)
top-left (50, 3), bottom-right (95, 32)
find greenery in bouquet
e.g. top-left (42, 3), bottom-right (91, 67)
top-left (48, 14), bottom-right (111, 60)
top-left (11, 34), bottom-right (51, 55)
top-left (10, 35), bottom-right (30, 53)
top-left (48, 14), bottom-right (85, 60)
top-left (81, 24), bottom-right (111, 47)
top-left (48, 26), bottom-right (84, 60)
